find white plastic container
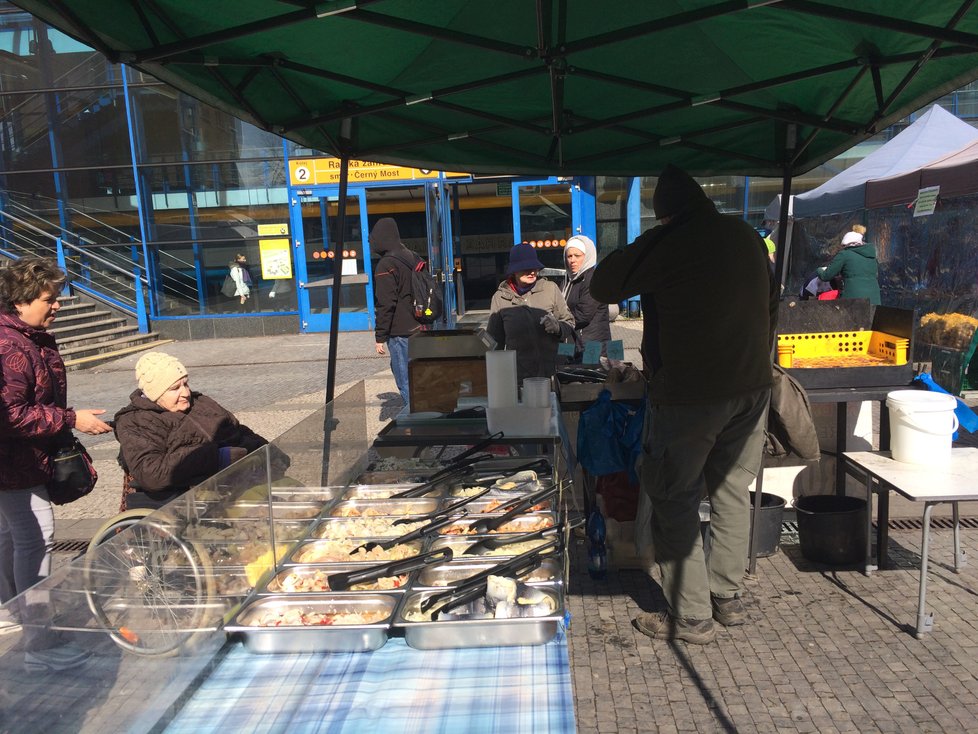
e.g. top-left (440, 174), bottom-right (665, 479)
top-left (886, 390), bottom-right (959, 465)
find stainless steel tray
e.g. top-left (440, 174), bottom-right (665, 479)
top-left (355, 470), bottom-right (435, 485)
top-left (262, 564), bottom-right (411, 594)
top-left (182, 518), bottom-right (312, 543)
top-left (224, 501), bottom-right (325, 520)
top-left (394, 587), bottom-right (563, 649)
top-left (330, 498), bottom-right (440, 517)
top-left (313, 517), bottom-right (425, 540)
top-left (289, 538), bottom-right (424, 564)
top-left (226, 593), bottom-right (397, 653)
top-left (270, 486), bottom-right (346, 503)
top-left (414, 558), bottom-right (561, 588)
top-left (437, 513), bottom-right (556, 537)
top-left (342, 484), bottom-right (447, 500)
top-left (428, 536), bottom-right (558, 558)
top-left (463, 498), bottom-right (554, 514)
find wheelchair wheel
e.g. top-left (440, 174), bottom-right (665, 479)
top-left (84, 513), bottom-right (215, 657)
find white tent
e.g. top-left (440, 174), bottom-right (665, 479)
top-left (792, 105), bottom-right (978, 218)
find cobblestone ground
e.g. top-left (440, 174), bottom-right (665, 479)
top-left (568, 527), bottom-right (978, 734)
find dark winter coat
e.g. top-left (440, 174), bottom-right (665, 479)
top-left (487, 278), bottom-right (575, 382)
top-left (565, 268), bottom-right (612, 349)
top-left (590, 172), bottom-right (777, 405)
top-left (0, 313), bottom-right (76, 492)
top-left (114, 390), bottom-right (267, 494)
top-left (373, 248), bottom-right (422, 342)
top-left (817, 243), bottom-right (881, 305)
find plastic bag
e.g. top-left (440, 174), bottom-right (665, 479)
top-left (577, 390), bottom-right (645, 480)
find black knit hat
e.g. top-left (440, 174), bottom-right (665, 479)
top-left (506, 243), bottom-right (546, 275)
top-left (369, 218), bottom-right (401, 253)
top-left (652, 164), bottom-right (708, 219)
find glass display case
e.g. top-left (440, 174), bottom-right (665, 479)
top-left (0, 380), bottom-right (570, 732)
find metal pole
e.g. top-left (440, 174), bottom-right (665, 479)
top-left (325, 122), bottom-right (352, 405)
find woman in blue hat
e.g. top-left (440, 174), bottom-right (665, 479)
top-left (487, 243), bottom-right (574, 382)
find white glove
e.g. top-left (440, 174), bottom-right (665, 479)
top-left (540, 313), bottom-right (561, 335)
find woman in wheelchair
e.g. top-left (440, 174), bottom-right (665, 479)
top-left (114, 351), bottom-right (270, 512)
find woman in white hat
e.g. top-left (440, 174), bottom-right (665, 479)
top-left (816, 225), bottom-right (881, 305)
top-left (113, 351), bottom-right (274, 511)
top-left (562, 234), bottom-right (612, 357)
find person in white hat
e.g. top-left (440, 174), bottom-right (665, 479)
top-left (113, 351), bottom-right (280, 511)
top-left (562, 234), bottom-right (611, 357)
top-left (816, 224), bottom-right (881, 305)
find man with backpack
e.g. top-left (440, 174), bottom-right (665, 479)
top-left (370, 217), bottom-right (426, 407)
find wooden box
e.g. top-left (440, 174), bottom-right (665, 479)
top-left (408, 357), bottom-right (488, 413)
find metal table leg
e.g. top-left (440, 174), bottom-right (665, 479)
top-left (915, 502), bottom-right (937, 637)
top-left (863, 473), bottom-right (877, 575)
top-left (953, 501), bottom-right (967, 571)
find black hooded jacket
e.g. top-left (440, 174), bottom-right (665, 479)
top-left (590, 165), bottom-right (777, 404)
top-left (370, 218), bottom-right (421, 342)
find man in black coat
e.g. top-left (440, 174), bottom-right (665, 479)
top-left (591, 165), bottom-right (777, 645)
top-left (370, 218), bottom-right (420, 407)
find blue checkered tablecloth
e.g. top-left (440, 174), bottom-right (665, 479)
top-left (163, 628), bottom-right (575, 734)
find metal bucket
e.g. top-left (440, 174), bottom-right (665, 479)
top-left (749, 492), bottom-right (786, 557)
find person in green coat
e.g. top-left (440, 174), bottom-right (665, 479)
top-left (816, 225), bottom-right (881, 305)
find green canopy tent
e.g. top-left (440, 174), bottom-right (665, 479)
top-left (14, 0), bottom-right (978, 399)
top-left (16, 0), bottom-right (978, 574)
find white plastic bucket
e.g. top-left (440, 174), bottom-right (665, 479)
top-left (886, 390), bottom-right (959, 465)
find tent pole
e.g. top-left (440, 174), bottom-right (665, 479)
top-left (773, 124), bottom-right (796, 295)
top-left (750, 122), bottom-right (796, 576)
top-left (325, 126), bottom-right (351, 405)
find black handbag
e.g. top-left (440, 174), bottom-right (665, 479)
top-left (48, 432), bottom-right (98, 505)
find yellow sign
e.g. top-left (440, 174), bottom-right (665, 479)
top-left (290, 158), bottom-right (468, 186)
top-left (258, 223), bottom-right (292, 279)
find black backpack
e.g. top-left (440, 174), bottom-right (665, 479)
top-left (393, 252), bottom-right (443, 325)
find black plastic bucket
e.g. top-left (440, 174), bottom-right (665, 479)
top-left (749, 492), bottom-right (786, 557)
top-left (795, 495), bottom-right (867, 565)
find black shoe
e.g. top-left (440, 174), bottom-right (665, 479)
top-left (633, 611), bottom-right (716, 644)
top-left (711, 595), bottom-right (747, 626)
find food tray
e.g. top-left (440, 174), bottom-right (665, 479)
top-left (414, 558), bottom-right (561, 587)
top-left (438, 513), bottom-right (556, 537)
top-left (226, 593), bottom-right (398, 653)
top-left (342, 484), bottom-right (447, 500)
top-left (313, 516), bottom-right (425, 540)
top-left (394, 587), bottom-right (563, 649)
top-left (262, 564), bottom-right (411, 594)
top-left (223, 501), bottom-right (325, 520)
top-left (182, 518), bottom-right (312, 543)
top-left (270, 486), bottom-right (346, 503)
top-left (288, 538), bottom-right (424, 564)
top-left (463, 497), bottom-right (554, 514)
top-left (330, 498), bottom-right (440, 517)
top-left (428, 536), bottom-right (557, 558)
top-left (355, 470), bottom-right (435, 485)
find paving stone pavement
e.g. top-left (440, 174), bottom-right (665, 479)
top-left (48, 321), bottom-right (978, 733)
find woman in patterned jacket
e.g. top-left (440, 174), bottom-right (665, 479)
top-left (0, 257), bottom-right (111, 670)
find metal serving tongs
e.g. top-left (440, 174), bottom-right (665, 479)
top-left (420, 540), bottom-right (559, 617)
top-left (349, 513), bottom-right (464, 555)
top-left (423, 451), bottom-right (496, 484)
top-left (466, 485), bottom-right (559, 535)
top-left (328, 547), bottom-right (453, 592)
top-left (473, 457), bottom-right (552, 486)
top-left (390, 465), bottom-right (474, 499)
top-left (462, 523), bottom-right (562, 556)
top-left (392, 486), bottom-right (493, 526)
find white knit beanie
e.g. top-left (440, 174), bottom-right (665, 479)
top-left (135, 352), bottom-right (188, 401)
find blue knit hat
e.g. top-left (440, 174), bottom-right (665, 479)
top-left (506, 243), bottom-right (545, 276)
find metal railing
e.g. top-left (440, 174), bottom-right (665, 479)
top-left (0, 209), bottom-right (149, 332)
